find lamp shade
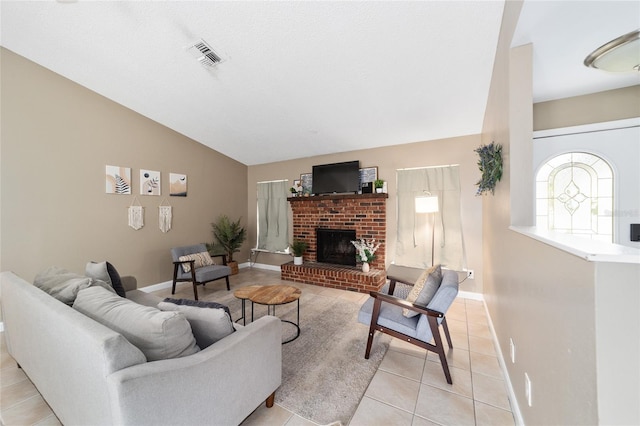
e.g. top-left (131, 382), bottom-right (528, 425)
top-left (415, 195), bottom-right (439, 213)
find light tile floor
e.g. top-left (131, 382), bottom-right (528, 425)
top-left (0, 269), bottom-right (514, 425)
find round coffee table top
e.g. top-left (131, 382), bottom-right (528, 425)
top-left (249, 285), bottom-right (301, 306)
top-left (233, 285), bottom-right (263, 300)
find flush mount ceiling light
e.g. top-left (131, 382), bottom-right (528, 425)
top-left (584, 29), bottom-right (640, 72)
top-left (186, 39), bottom-right (223, 68)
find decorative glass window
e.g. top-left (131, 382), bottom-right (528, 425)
top-left (536, 152), bottom-right (613, 242)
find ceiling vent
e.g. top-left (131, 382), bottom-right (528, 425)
top-left (186, 39), bottom-right (223, 68)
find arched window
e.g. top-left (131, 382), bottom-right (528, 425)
top-left (536, 152), bottom-right (613, 242)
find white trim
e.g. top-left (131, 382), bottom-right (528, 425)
top-left (483, 299), bottom-right (525, 426)
top-left (533, 117), bottom-right (640, 139)
top-left (244, 262), bottom-right (283, 272)
top-left (0, 322), bottom-right (4, 332)
top-left (510, 226), bottom-right (640, 264)
top-left (138, 280), bottom-right (172, 293)
top-left (457, 290), bottom-right (483, 301)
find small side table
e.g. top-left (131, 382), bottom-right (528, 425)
top-left (249, 285), bottom-right (301, 344)
top-left (233, 285), bottom-right (262, 326)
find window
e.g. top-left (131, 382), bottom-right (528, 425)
top-left (536, 152), bottom-right (613, 242)
top-left (256, 180), bottom-right (289, 252)
top-left (396, 165), bottom-right (466, 270)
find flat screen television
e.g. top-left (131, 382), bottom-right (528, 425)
top-left (312, 160), bottom-right (360, 195)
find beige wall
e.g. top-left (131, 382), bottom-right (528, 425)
top-left (248, 134), bottom-right (485, 293)
top-left (0, 48), bottom-right (248, 286)
top-left (482, 2), bottom-right (639, 424)
top-left (534, 85), bottom-right (640, 131)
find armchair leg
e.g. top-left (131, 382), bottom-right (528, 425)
top-left (171, 280), bottom-right (177, 295)
top-left (441, 317), bottom-right (453, 349)
top-left (365, 298), bottom-right (383, 359)
top-left (429, 316), bottom-right (452, 384)
top-left (172, 264), bottom-right (179, 295)
top-left (266, 391), bottom-right (275, 408)
top-left (192, 282), bottom-right (199, 301)
top-left (225, 276), bottom-right (230, 291)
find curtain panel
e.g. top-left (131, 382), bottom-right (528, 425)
top-left (257, 181), bottom-right (289, 252)
top-left (396, 166), bottom-right (466, 270)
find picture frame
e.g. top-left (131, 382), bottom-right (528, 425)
top-left (169, 173), bottom-right (187, 197)
top-left (359, 167), bottom-right (378, 186)
top-left (140, 169), bottom-right (161, 196)
top-left (105, 165), bottom-right (131, 194)
top-left (300, 173), bottom-right (312, 194)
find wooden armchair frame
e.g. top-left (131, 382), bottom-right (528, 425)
top-left (365, 274), bottom-right (454, 384)
top-left (172, 253), bottom-right (230, 301)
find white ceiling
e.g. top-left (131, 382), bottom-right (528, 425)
top-left (1, 1), bottom-right (638, 166)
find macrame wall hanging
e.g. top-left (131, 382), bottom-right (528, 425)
top-left (159, 198), bottom-right (172, 233)
top-left (128, 196), bottom-right (144, 230)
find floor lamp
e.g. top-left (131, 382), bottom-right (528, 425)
top-left (415, 194), bottom-right (439, 266)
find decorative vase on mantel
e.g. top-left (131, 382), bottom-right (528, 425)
top-left (362, 262), bottom-right (370, 273)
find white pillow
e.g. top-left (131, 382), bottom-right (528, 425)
top-left (34, 266), bottom-right (115, 305)
top-left (178, 251), bottom-right (214, 273)
top-left (158, 301), bottom-right (235, 348)
top-left (73, 286), bottom-right (200, 361)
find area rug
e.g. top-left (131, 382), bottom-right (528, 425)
top-left (217, 289), bottom-right (390, 425)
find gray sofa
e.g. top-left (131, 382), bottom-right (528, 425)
top-left (0, 270), bottom-right (282, 426)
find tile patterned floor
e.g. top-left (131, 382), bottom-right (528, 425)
top-left (0, 268), bottom-right (514, 425)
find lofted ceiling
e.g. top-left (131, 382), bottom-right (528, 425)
top-left (1, 1), bottom-right (638, 166)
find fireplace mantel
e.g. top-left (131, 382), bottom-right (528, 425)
top-left (288, 193), bottom-right (388, 203)
top-left (282, 192), bottom-right (388, 293)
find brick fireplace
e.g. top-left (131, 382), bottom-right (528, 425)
top-left (281, 193), bottom-right (388, 293)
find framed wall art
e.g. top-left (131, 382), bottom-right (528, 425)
top-left (105, 165), bottom-right (131, 194)
top-left (140, 169), bottom-right (161, 196)
top-left (169, 173), bottom-right (187, 197)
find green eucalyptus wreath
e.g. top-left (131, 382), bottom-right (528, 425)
top-left (475, 142), bottom-right (503, 195)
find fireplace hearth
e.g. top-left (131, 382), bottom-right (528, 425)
top-left (282, 193), bottom-right (388, 293)
top-left (316, 228), bottom-right (356, 266)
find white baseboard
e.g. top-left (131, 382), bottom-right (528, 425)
top-left (457, 290), bottom-right (484, 301)
top-left (483, 301), bottom-right (524, 426)
top-left (138, 281), bottom-right (172, 293)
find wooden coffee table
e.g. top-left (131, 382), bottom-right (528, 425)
top-left (249, 285), bottom-right (301, 344)
top-left (233, 285), bottom-right (263, 326)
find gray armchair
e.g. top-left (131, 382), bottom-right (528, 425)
top-left (171, 244), bottom-right (232, 300)
top-left (358, 265), bottom-right (459, 384)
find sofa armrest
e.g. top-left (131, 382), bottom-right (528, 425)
top-left (107, 315), bottom-right (282, 426)
top-left (120, 276), bottom-right (137, 293)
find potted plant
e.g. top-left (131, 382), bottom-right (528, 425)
top-left (210, 215), bottom-right (247, 275)
top-left (374, 179), bottom-right (384, 193)
top-left (290, 240), bottom-right (308, 265)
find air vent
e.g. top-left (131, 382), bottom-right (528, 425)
top-left (186, 39), bottom-right (223, 68)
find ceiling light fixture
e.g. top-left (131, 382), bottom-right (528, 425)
top-left (584, 29), bottom-right (640, 72)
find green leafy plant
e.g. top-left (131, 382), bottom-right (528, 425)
top-left (290, 240), bottom-right (308, 257)
top-left (210, 215), bottom-right (247, 262)
top-left (475, 142), bottom-right (503, 195)
top-left (374, 179), bottom-right (384, 189)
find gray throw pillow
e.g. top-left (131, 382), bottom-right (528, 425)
top-left (403, 265), bottom-right (443, 318)
top-left (158, 301), bottom-right (235, 349)
top-left (73, 286), bottom-right (200, 361)
top-left (85, 261), bottom-right (126, 297)
top-left (34, 266), bottom-right (114, 305)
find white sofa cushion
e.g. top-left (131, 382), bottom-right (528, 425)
top-left (158, 301), bottom-right (234, 348)
top-left (73, 286), bottom-right (200, 361)
top-left (34, 266), bottom-right (115, 305)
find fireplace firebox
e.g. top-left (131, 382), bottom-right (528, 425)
top-left (316, 228), bottom-right (356, 266)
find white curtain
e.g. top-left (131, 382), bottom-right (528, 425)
top-left (257, 181), bottom-right (289, 252)
top-left (396, 166), bottom-right (466, 270)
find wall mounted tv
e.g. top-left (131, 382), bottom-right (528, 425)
top-left (312, 160), bottom-right (360, 195)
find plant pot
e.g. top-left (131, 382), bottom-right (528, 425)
top-left (375, 188), bottom-right (383, 193)
top-left (294, 256), bottom-right (303, 265)
top-left (362, 262), bottom-right (370, 272)
top-left (227, 260), bottom-right (239, 275)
